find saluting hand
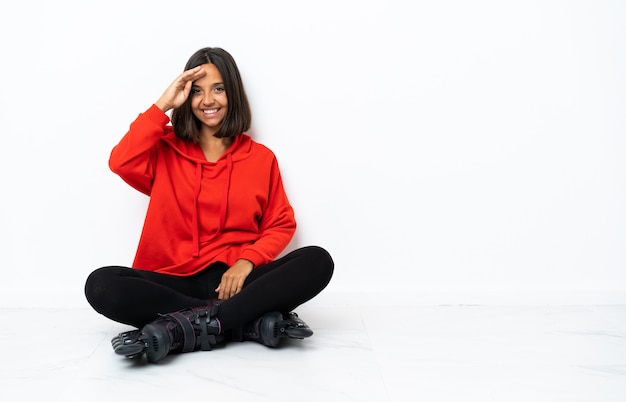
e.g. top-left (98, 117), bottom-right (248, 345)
top-left (155, 66), bottom-right (206, 112)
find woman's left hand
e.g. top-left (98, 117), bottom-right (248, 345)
top-left (216, 259), bottom-right (254, 300)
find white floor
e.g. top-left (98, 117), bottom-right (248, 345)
top-left (1, 301), bottom-right (625, 401)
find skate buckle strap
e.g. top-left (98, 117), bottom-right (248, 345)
top-left (168, 311), bottom-right (197, 353)
top-left (194, 308), bottom-right (218, 351)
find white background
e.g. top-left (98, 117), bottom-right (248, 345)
top-left (1, 0), bottom-right (624, 307)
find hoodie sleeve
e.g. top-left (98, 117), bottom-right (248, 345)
top-left (239, 157), bottom-right (297, 267)
top-left (109, 105), bottom-right (171, 195)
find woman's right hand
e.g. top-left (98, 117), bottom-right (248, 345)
top-left (155, 66), bottom-right (206, 112)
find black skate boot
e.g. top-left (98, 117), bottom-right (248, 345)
top-left (243, 312), bottom-right (313, 348)
top-left (111, 304), bottom-right (224, 363)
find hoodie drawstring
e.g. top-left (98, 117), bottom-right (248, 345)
top-left (191, 153), bottom-right (233, 258)
top-left (192, 164), bottom-right (202, 257)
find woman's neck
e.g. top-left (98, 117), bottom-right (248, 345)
top-left (199, 134), bottom-right (233, 162)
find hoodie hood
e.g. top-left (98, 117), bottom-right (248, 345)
top-left (160, 130), bottom-right (253, 164)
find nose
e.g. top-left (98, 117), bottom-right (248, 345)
top-left (202, 92), bottom-right (214, 105)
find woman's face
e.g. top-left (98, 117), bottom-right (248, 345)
top-left (191, 63), bottom-right (228, 135)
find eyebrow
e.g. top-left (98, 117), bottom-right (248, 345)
top-left (191, 82), bottom-right (225, 88)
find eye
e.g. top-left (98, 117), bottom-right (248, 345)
top-left (191, 87), bottom-right (201, 95)
top-left (213, 86), bottom-right (225, 93)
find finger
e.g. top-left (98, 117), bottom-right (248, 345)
top-left (181, 65), bottom-right (206, 82)
top-left (230, 283), bottom-right (239, 298)
top-left (215, 284), bottom-right (221, 297)
top-left (234, 277), bottom-right (244, 295)
top-left (219, 276), bottom-right (235, 300)
top-left (230, 278), bottom-right (242, 297)
top-left (182, 79), bottom-right (193, 96)
top-left (216, 283), bottom-right (228, 300)
top-left (169, 67), bottom-right (201, 92)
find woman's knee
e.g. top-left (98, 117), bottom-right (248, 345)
top-left (84, 266), bottom-right (122, 312)
top-left (299, 245), bottom-right (335, 284)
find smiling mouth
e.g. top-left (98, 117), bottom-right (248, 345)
top-left (202, 109), bottom-right (219, 116)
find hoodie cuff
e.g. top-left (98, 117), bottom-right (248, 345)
top-left (239, 249), bottom-right (265, 269)
top-left (143, 104), bottom-right (171, 127)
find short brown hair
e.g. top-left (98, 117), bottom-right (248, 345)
top-left (171, 47), bottom-right (251, 141)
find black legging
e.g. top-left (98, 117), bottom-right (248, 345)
top-left (85, 246), bottom-right (334, 331)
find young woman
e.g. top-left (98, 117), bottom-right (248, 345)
top-left (84, 47), bottom-right (334, 363)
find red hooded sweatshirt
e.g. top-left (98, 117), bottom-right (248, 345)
top-left (109, 105), bottom-right (296, 276)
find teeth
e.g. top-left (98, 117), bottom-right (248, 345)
top-left (203, 109), bottom-right (218, 114)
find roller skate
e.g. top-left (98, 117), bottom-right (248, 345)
top-left (243, 311), bottom-right (313, 348)
top-left (111, 304), bottom-right (223, 363)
